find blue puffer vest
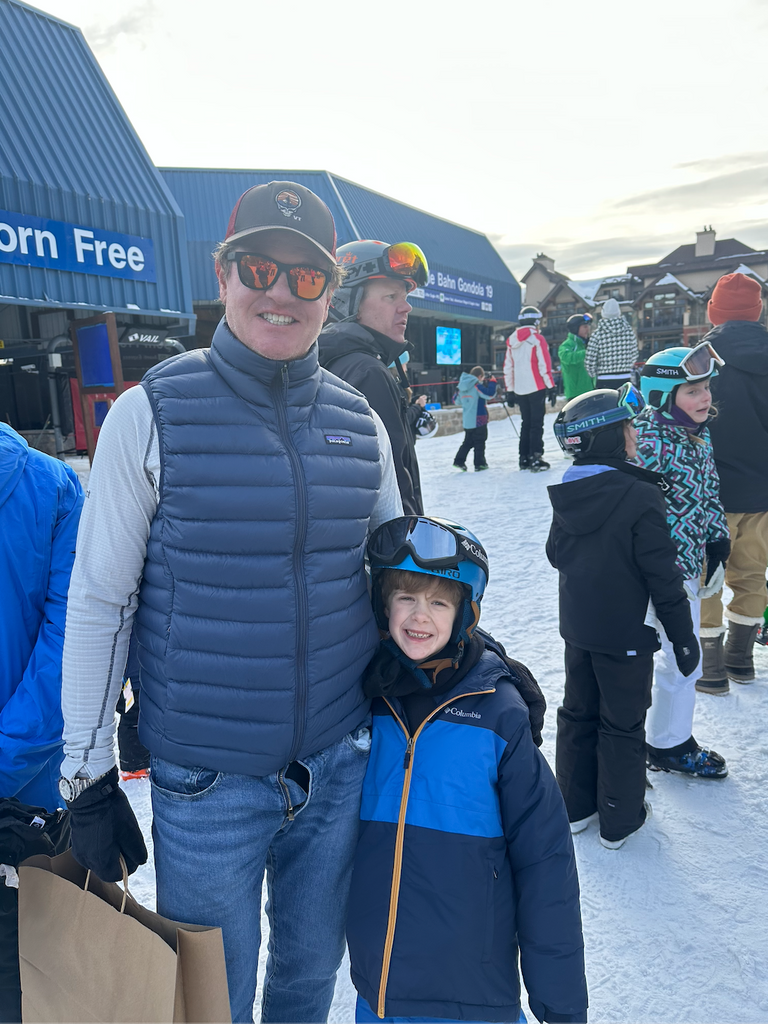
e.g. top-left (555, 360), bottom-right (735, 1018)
top-left (135, 319), bottom-right (382, 776)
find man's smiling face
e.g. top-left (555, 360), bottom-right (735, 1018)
top-left (217, 229), bottom-right (333, 361)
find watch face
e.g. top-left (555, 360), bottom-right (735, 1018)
top-left (58, 777), bottom-right (75, 802)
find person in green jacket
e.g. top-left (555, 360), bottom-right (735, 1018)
top-left (558, 313), bottom-right (595, 400)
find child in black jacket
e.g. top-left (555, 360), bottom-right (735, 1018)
top-left (547, 386), bottom-right (697, 849)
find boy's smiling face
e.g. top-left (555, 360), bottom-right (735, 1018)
top-left (386, 587), bottom-right (458, 661)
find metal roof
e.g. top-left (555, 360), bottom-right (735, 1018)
top-left (160, 168), bottom-right (520, 324)
top-left (0, 0), bottom-right (194, 329)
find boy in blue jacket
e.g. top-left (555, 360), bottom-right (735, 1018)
top-left (347, 515), bottom-right (587, 1024)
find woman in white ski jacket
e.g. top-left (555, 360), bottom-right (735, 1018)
top-left (503, 306), bottom-right (555, 471)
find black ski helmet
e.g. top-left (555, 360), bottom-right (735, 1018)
top-left (565, 312), bottom-right (593, 336)
top-left (517, 305), bottom-right (543, 325)
top-left (553, 384), bottom-right (645, 458)
top-left (329, 239), bottom-right (429, 322)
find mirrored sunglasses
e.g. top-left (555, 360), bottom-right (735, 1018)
top-left (227, 252), bottom-right (330, 301)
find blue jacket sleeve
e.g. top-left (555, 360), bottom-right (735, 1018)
top-left (0, 467), bottom-right (84, 797)
top-left (499, 714), bottom-right (588, 1023)
top-left (478, 379), bottom-right (498, 397)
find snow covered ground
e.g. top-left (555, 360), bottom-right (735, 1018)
top-left (124, 412), bottom-right (768, 1023)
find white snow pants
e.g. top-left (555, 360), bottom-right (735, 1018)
top-left (645, 579), bottom-right (701, 750)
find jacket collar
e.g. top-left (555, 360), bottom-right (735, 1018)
top-left (209, 316), bottom-right (321, 408)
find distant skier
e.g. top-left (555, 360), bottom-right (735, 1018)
top-left (503, 306), bottom-right (556, 471)
top-left (452, 366), bottom-right (497, 471)
top-left (558, 313), bottom-right (595, 400)
top-left (584, 298), bottom-right (638, 389)
top-left (548, 386), bottom-right (697, 848)
top-left (634, 344), bottom-right (729, 778)
top-left (348, 515), bottom-right (588, 1023)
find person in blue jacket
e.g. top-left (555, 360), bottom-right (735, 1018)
top-left (0, 423), bottom-right (83, 811)
top-left (453, 365), bottom-right (497, 471)
top-left (347, 516), bottom-right (587, 1024)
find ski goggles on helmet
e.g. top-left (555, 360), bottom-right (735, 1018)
top-left (554, 382), bottom-right (644, 441)
top-left (341, 242), bottom-right (429, 291)
top-left (368, 517), bottom-right (488, 602)
top-left (617, 381), bottom-right (645, 417)
top-left (679, 341), bottom-right (724, 380)
top-left (226, 252), bottom-right (331, 301)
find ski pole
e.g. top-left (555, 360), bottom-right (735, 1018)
top-left (501, 401), bottom-right (520, 438)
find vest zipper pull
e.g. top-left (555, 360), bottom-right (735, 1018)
top-left (403, 737), bottom-right (414, 770)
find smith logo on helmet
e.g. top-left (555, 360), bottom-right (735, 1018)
top-left (651, 366), bottom-right (680, 376)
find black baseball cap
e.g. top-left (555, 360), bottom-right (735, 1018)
top-left (224, 181), bottom-right (337, 264)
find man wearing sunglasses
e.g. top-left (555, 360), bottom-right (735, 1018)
top-left (59, 182), bottom-right (403, 1024)
top-left (319, 239), bottom-right (428, 515)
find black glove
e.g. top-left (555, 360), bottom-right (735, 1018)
top-left (505, 391), bottom-right (517, 407)
top-left (547, 386), bottom-right (558, 408)
top-left (673, 638), bottom-right (701, 678)
top-left (704, 538), bottom-right (731, 584)
top-left (68, 767), bottom-right (148, 882)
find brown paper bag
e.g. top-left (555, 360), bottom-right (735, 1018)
top-left (17, 850), bottom-right (231, 1023)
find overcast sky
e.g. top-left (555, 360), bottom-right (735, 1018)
top-left (36, 0), bottom-right (768, 284)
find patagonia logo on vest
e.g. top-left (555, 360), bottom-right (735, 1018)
top-left (325, 434), bottom-right (352, 446)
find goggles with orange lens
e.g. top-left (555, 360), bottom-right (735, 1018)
top-left (341, 241), bottom-right (429, 291)
top-left (227, 252), bottom-right (330, 301)
top-left (679, 341), bottom-right (724, 380)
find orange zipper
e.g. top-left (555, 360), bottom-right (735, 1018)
top-left (375, 689), bottom-right (493, 1018)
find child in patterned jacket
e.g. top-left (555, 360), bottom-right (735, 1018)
top-left (635, 342), bottom-right (730, 778)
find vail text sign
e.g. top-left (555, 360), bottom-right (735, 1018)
top-left (0, 209), bottom-right (156, 283)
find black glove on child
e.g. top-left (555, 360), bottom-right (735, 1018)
top-left (68, 766), bottom-right (148, 882)
top-left (505, 391), bottom-right (517, 407)
top-left (704, 538), bottom-right (731, 584)
top-left (673, 637), bottom-right (701, 677)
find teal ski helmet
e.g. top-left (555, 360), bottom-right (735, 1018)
top-left (640, 341), bottom-right (724, 410)
top-left (367, 516), bottom-right (488, 646)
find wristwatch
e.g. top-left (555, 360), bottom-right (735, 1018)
top-left (58, 770), bottom-right (110, 804)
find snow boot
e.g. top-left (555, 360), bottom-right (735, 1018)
top-left (528, 453), bottom-right (550, 473)
top-left (569, 811), bottom-right (598, 834)
top-left (724, 621), bottom-right (760, 683)
top-left (519, 456), bottom-right (531, 470)
top-left (647, 743), bottom-right (728, 779)
top-left (599, 801), bottom-right (652, 850)
top-left (474, 463), bottom-right (489, 471)
top-left (695, 634), bottom-right (729, 695)
top-left (453, 463), bottom-right (467, 472)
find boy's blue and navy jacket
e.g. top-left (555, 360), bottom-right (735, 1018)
top-left (347, 649), bottom-right (587, 1023)
top-left (0, 423), bottom-right (83, 810)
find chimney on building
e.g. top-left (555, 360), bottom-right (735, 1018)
top-left (695, 226), bottom-right (716, 258)
top-left (534, 253), bottom-right (555, 273)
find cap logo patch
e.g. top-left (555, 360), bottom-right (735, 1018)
top-left (325, 434), bottom-right (352, 446)
top-left (276, 190), bottom-right (302, 218)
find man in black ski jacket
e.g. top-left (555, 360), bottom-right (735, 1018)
top-left (319, 239), bottom-right (428, 515)
top-left (698, 272), bottom-right (768, 690)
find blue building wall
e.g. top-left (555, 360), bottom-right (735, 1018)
top-left (160, 168), bottom-right (520, 325)
top-left (0, 0), bottom-right (194, 330)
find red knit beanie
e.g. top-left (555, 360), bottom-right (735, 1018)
top-left (707, 273), bottom-right (763, 325)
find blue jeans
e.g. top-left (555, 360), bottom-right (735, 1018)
top-left (355, 995), bottom-right (527, 1023)
top-left (150, 725), bottom-right (371, 1023)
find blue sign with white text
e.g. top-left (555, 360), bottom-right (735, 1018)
top-left (0, 209), bottom-right (156, 283)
